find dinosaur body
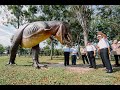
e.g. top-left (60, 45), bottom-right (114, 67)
top-left (9, 21), bottom-right (72, 68)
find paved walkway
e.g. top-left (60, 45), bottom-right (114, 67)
top-left (45, 62), bottom-right (94, 74)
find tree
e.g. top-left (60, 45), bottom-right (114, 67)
top-left (91, 5), bottom-right (120, 41)
top-left (0, 44), bottom-right (5, 55)
top-left (70, 5), bottom-right (92, 46)
top-left (7, 5), bottom-right (24, 28)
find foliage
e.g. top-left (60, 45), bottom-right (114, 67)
top-left (69, 5), bottom-right (92, 46)
top-left (7, 5), bottom-right (24, 28)
top-left (6, 5), bottom-right (38, 28)
top-left (91, 5), bottom-right (120, 41)
top-left (0, 44), bottom-right (5, 54)
top-left (1, 5), bottom-right (120, 48)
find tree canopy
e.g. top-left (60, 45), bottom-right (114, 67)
top-left (1, 5), bottom-right (120, 47)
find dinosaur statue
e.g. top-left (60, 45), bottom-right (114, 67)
top-left (8, 21), bottom-right (72, 68)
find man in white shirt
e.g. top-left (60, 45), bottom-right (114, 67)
top-left (86, 41), bottom-right (96, 69)
top-left (63, 44), bottom-right (70, 66)
top-left (97, 34), bottom-right (113, 73)
top-left (70, 46), bottom-right (78, 65)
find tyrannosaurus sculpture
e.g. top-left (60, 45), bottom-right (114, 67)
top-left (8, 21), bottom-right (72, 68)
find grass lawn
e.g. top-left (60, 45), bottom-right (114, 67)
top-left (0, 55), bottom-right (120, 85)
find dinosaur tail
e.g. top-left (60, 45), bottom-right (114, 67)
top-left (11, 24), bottom-right (29, 45)
top-left (9, 24), bottom-right (29, 64)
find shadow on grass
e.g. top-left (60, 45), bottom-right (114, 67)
top-left (27, 61), bottom-right (59, 64)
top-left (96, 64), bottom-right (105, 68)
top-left (66, 64), bottom-right (90, 68)
top-left (95, 64), bottom-right (120, 73)
top-left (14, 64), bottom-right (32, 67)
top-left (112, 65), bottom-right (120, 72)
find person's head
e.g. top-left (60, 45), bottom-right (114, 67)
top-left (87, 41), bottom-right (91, 45)
top-left (72, 45), bottom-right (76, 48)
top-left (97, 34), bottom-right (102, 40)
top-left (97, 31), bottom-right (107, 39)
top-left (66, 44), bottom-right (69, 47)
top-left (113, 39), bottom-right (118, 44)
top-left (118, 41), bottom-right (120, 44)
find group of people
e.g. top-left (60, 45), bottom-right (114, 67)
top-left (63, 45), bottom-right (78, 66)
top-left (63, 31), bottom-right (120, 73)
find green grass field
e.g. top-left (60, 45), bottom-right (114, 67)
top-left (0, 55), bottom-right (120, 85)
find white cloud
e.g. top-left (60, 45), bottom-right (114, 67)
top-left (0, 35), bottom-right (12, 46)
top-left (0, 24), bottom-right (16, 47)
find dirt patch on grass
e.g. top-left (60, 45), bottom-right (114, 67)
top-left (65, 66), bottom-right (93, 74)
top-left (46, 62), bottom-right (93, 74)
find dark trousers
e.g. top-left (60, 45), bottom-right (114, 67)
top-left (64, 52), bottom-right (70, 66)
top-left (100, 51), bottom-right (106, 67)
top-left (114, 55), bottom-right (120, 65)
top-left (71, 55), bottom-right (77, 65)
top-left (82, 55), bottom-right (89, 64)
top-left (87, 51), bottom-right (96, 68)
top-left (100, 48), bottom-right (113, 71)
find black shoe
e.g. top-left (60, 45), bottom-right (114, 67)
top-left (113, 64), bottom-right (120, 67)
top-left (89, 66), bottom-right (93, 68)
top-left (106, 70), bottom-right (113, 73)
top-left (103, 65), bottom-right (105, 67)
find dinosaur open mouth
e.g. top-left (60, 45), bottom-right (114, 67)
top-left (63, 33), bottom-right (72, 46)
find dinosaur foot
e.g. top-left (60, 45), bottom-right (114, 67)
top-left (6, 62), bottom-right (17, 66)
top-left (33, 64), bottom-right (48, 69)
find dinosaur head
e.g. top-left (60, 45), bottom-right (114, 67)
top-left (55, 22), bottom-right (73, 46)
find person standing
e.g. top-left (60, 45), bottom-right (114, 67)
top-left (111, 40), bottom-right (120, 67)
top-left (70, 46), bottom-right (78, 65)
top-left (80, 46), bottom-right (89, 64)
top-left (97, 31), bottom-right (109, 67)
top-left (97, 34), bottom-right (113, 73)
top-left (63, 44), bottom-right (70, 66)
top-left (86, 41), bottom-right (96, 69)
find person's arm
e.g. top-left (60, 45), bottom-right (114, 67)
top-left (94, 50), bottom-right (96, 56)
top-left (106, 41), bottom-right (110, 54)
top-left (85, 47), bottom-right (87, 55)
top-left (92, 45), bottom-right (96, 56)
top-left (96, 45), bottom-right (100, 55)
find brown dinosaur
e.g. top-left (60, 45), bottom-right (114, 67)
top-left (8, 21), bottom-right (72, 68)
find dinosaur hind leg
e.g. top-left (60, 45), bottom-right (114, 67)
top-left (32, 44), bottom-right (47, 69)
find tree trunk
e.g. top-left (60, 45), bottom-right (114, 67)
top-left (18, 17), bottom-right (20, 29)
top-left (77, 35), bottom-right (81, 59)
top-left (83, 29), bottom-right (88, 46)
top-left (50, 41), bottom-right (54, 60)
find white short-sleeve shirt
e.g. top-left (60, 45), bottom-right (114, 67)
top-left (97, 38), bottom-right (109, 49)
top-left (70, 48), bottom-right (78, 55)
top-left (86, 45), bottom-right (96, 52)
top-left (63, 46), bottom-right (70, 52)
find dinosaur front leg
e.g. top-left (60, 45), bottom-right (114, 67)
top-left (32, 44), bottom-right (47, 69)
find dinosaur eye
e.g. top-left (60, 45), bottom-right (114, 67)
top-left (65, 34), bottom-right (68, 38)
top-left (65, 34), bottom-right (68, 36)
